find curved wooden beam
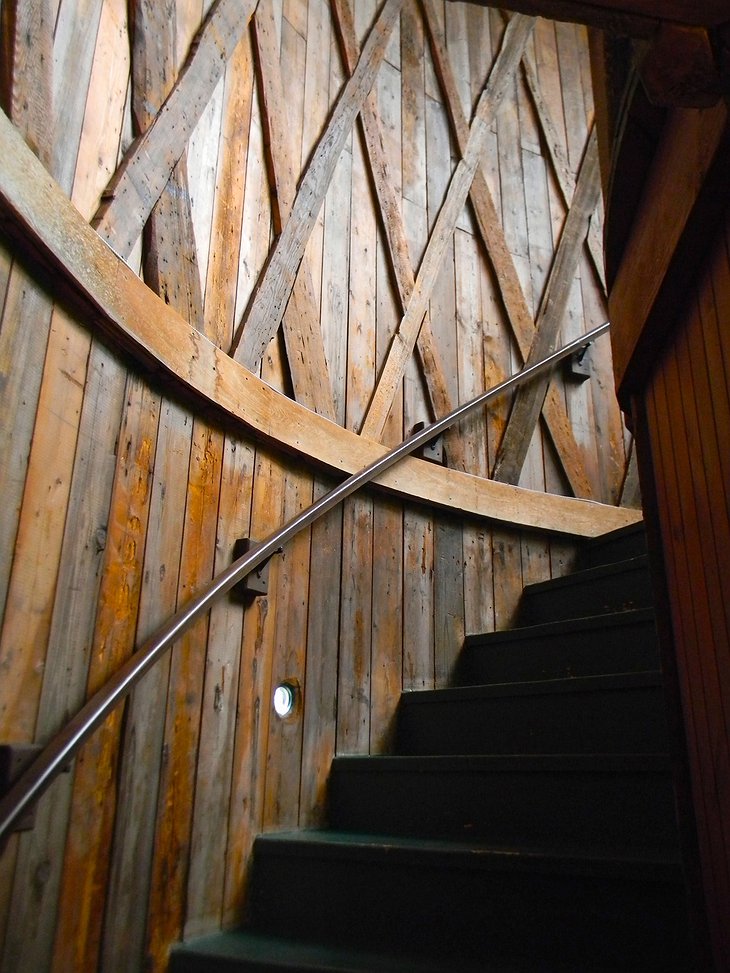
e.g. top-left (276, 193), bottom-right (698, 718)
top-left (0, 110), bottom-right (640, 538)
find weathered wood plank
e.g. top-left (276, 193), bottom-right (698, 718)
top-left (299, 478), bottom-right (343, 823)
top-left (0, 3), bottom-right (131, 967)
top-left (360, 12), bottom-right (534, 443)
top-left (230, 0), bottom-right (403, 368)
top-left (222, 446), bottom-right (283, 926)
top-left (521, 37), bottom-right (605, 291)
top-left (609, 101), bottom-right (729, 399)
top-left (403, 508), bottom-right (434, 691)
top-left (97, 398), bottom-right (191, 973)
top-left (93, 0), bottom-right (257, 259)
top-left (52, 377), bottom-right (160, 973)
top-left (183, 36), bottom-right (255, 939)
top-left (422, 0), bottom-right (593, 498)
top-left (0, 346), bottom-right (125, 973)
top-left (369, 496), bottom-right (403, 754)
top-left (202, 35), bottom-right (254, 350)
top-left (0, 110), bottom-right (642, 537)
top-left (493, 129), bottom-right (602, 485)
top-left (331, 0), bottom-right (460, 461)
top-left (146, 422), bottom-right (222, 972)
top-left (447, 0), bottom-right (727, 35)
top-left (252, 0), bottom-right (335, 417)
top-left (434, 517), bottom-right (464, 687)
top-left (262, 466), bottom-right (312, 829)
top-left (0, 0), bottom-right (55, 671)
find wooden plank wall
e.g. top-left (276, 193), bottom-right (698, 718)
top-left (637, 204), bottom-right (730, 972)
top-left (0, 2), bottom-right (627, 970)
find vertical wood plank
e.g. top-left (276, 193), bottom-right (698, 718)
top-left (299, 481), bottom-right (343, 824)
top-left (52, 381), bottom-right (162, 973)
top-left (222, 448), bottom-right (283, 926)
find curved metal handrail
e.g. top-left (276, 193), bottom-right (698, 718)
top-left (0, 320), bottom-right (609, 842)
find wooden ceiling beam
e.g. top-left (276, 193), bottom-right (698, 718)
top-left (451, 0), bottom-right (729, 36)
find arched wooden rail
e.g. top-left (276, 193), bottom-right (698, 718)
top-left (0, 110), bottom-right (636, 537)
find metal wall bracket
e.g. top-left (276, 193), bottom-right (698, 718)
top-left (565, 343), bottom-right (593, 382)
top-left (230, 538), bottom-right (274, 599)
top-left (410, 422), bottom-right (445, 464)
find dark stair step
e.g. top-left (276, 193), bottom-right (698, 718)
top-left (458, 608), bottom-right (658, 684)
top-left (396, 671), bottom-right (668, 755)
top-left (328, 753), bottom-right (678, 852)
top-left (518, 556), bottom-right (653, 625)
top-left (578, 522), bottom-right (647, 570)
top-left (169, 930), bottom-right (520, 972)
top-left (249, 832), bottom-right (691, 971)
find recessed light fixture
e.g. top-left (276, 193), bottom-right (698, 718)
top-left (273, 681), bottom-right (299, 719)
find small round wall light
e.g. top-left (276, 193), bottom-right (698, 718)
top-left (273, 680), bottom-right (299, 719)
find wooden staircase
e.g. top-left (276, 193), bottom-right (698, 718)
top-left (170, 523), bottom-right (693, 971)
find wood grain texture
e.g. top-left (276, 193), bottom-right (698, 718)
top-left (609, 101), bottom-right (729, 397)
top-left (252, 0), bottom-right (335, 417)
top-left (422, 0), bottom-right (594, 498)
top-left (331, 0), bottom-right (459, 462)
top-left (0, 109), bottom-right (638, 537)
top-left (361, 13), bottom-right (535, 442)
top-left (0, 10), bottom-right (640, 969)
top-left (93, 0), bottom-right (257, 259)
top-left (231, 0), bottom-right (403, 368)
top-left (493, 129), bottom-right (601, 485)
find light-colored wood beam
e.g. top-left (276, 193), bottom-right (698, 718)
top-left (330, 0), bottom-right (465, 467)
top-left (360, 12), bottom-right (535, 442)
top-left (520, 43), bottom-right (606, 292)
top-left (493, 128), bottom-right (602, 484)
top-left (92, 0), bottom-right (257, 259)
top-left (229, 0), bottom-right (404, 368)
top-left (422, 0), bottom-right (594, 498)
top-left (0, 109), bottom-right (640, 537)
top-left (448, 0), bottom-right (730, 35)
top-left (252, 0), bottom-right (336, 419)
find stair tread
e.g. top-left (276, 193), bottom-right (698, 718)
top-left (523, 555), bottom-right (649, 595)
top-left (332, 753), bottom-right (673, 774)
top-left (399, 669), bottom-right (661, 705)
top-left (255, 830), bottom-right (684, 880)
top-left (171, 930), bottom-right (614, 972)
top-left (463, 607), bottom-right (655, 648)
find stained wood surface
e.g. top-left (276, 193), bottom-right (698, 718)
top-left (0, 5), bottom-right (633, 971)
top-left (641, 212), bottom-right (730, 969)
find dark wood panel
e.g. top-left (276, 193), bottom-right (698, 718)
top-left (638, 215), bottom-right (730, 969)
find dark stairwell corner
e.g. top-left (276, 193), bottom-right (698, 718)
top-left (170, 522), bottom-right (695, 972)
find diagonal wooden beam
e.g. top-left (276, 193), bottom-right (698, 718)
top-left (92, 0), bottom-right (257, 259)
top-left (422, 0), bottom-right (594, 498)
top-left (330, 0), bottom-right (465, 467)
top-left (519, 40), bottom-right (606, 292)
top-left (229, 0), bottom-right (404, 369)
top-left (252, 0), bottom-right (336, 419)
top-left (0, 107), bottom-right (644, 540)
top-left (493, 128), bottom-right (602, 485)
top-left (360, 12), bottom-right (535, 442)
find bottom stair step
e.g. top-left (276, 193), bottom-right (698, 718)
top-left (250, 832), bottom-right (691, 971)
top-left (169, 930), bottom-right (533, 972)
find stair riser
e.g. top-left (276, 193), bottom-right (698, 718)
top-left (251, 844), bottom-right (690, 969)
top-left (397, 684), bottom-right (667, 755)
top-left (519, 560), bottom-right (653, 625)
top-left (328, 765), bottom-right (678, 851)
top-left (579, 524), bottom-right (647, 569)
top-left (459, 612), bottom-right (658, 684)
